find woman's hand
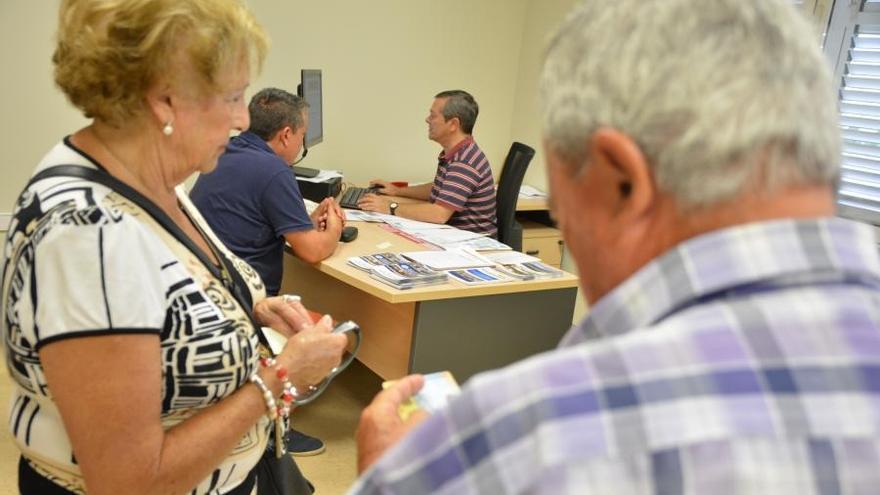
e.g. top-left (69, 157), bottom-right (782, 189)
top-left (278, 314), bottom-right (348, 391)
top-left (253, 295), bottom-right (314, 337)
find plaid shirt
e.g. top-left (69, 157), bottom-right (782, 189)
top-left (351, 218), bottom-right (880, 494)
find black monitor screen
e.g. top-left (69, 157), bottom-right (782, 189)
top-left (298, 69), bottom-right (323, 148)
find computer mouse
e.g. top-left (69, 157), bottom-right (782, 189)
top-left (340, 226), bottom-right (359, 243)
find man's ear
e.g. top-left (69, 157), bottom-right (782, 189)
top-left (589, 127), bottom-right (655, 220)
top-left (448, 116), bottom-right (461, 132)
top-left (282, 126), bottom-right (295, 146)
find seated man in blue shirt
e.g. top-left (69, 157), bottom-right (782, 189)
top-left (349, 1), bottom-right (880, 493)
top-left (191, 87), bottom-right (343, 456)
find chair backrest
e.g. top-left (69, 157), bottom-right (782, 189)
top-left (496, 142), bottom-right (535, 249)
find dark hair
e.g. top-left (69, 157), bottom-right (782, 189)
top-left (247, 87), bottom-right (309, 141)
top-left (435, 89), bottom-right (479, 134)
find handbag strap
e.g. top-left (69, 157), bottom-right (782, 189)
top-left (26, 164), bottom-right (272, 350)
top-left (29, 164), bottom-right (362, 405)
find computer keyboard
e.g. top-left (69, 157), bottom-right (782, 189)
top-left (339, 186), bottom-right (379, 210)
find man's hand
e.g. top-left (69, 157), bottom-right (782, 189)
top-left (369, 179), bottom-right (401, 197)
top-left (310, 199), bottom-right (331, 231)
top-left (323, 200), bottom-right (343, 234)
top-left (356, 374), bottom-right (429, 473)
top-left (328, 198), bottom-right (347, 225)
top-left (357, 193), bottom-right (392, 214)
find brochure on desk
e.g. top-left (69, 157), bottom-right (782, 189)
top-left (482, 251), bottom-right (566, 280)
top-left (448, 261), bottom-right (565, 284)
top-left (347, 252), bottom-right (448, 290)
top-left (348, 249), bottom-right (565, 289)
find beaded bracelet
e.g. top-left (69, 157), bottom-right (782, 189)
top-left (249, 373), bottom-right (278, 420)
top-left (260, 357), bottom-right (295, 419)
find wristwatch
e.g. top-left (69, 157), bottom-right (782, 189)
top-left (389, 202), bottom-right (399, 216)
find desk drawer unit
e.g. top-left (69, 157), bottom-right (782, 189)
top-left (520, 220), bottom-right (563, 267)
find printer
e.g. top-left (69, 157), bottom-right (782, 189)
top-left (296, 175), bottom-right (342, 203)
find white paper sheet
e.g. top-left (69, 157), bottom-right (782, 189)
top-left (518, 184), bottom-right (547, 198)
top-left (401, 248), bottom-right (494, 270)
top-left (484, 251), bottom-right (542, 264)
top-left (343, 209), bottom-right (390, 222)
top-left (384, 216), bottom-right (455, 231)
top-left (445, 236), bottom-right (512, 251)
top-left (296, 169), bottom-right (344, 183)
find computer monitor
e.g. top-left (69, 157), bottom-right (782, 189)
top-left (297, 69), bottom-right (323, 148)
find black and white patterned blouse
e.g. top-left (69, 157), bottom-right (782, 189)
top-left (1, 138), bottom-right (270, 494)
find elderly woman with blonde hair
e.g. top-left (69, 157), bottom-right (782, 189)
top-left (1, 1), bottom-right (347, 493)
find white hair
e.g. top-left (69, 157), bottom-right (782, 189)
top-left (540, 0), bottom-right (840, 207)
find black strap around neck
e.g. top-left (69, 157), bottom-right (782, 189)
top-left (26, 164), bottom-right (272, 351)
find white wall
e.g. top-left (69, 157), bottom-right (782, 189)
top-left (247, 0), bottom-right (534, 186)
top-left (0, 0), bottom-right (591, 239)
top-left (509, 0), bottom-right (580, 191)
top-left (0, 1), bottom-right (545, 221)
top-left (0, 1), bottom-right (90, 228)
top-left (0, 0), bottom-right (832, 227)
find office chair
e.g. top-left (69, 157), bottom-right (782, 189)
top-left (495, 142), bottom-right (536, 251)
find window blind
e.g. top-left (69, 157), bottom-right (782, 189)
top-left (825, 1), bottom-right (880, 225)
top-left (838, 26), bottom-right (880, 222)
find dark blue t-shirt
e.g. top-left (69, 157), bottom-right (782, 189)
top-left (191, 131), bottom-right (313, 296)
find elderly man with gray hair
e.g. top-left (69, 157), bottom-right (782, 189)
top-left (349, 0), bottom-right (880, 493)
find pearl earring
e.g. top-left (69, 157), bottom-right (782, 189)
top-left (162, 122), bottom-right (174, 136)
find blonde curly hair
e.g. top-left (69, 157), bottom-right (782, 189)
top-left (53, 0), bottom-right (268, 127)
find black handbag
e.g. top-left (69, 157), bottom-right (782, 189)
top-left (255, 431), bottom-right (314, 495)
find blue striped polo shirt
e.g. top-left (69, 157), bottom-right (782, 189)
top-left (429, 136), bottom-right (497, 237)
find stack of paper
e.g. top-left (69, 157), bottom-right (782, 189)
top-left (515, 261), bottom-right (565, 278)
top-left (483, 251), bottom-right (541, 264)
top-left (446, 267), bottom-right (512, 285)
top-left (347, 253), bottom-right (447, 289)
top-left (483, 251), bottom-right (565, 279)
top-left (408, 228), bottom-right (483, 248)
top-left (401, 248), bottom-right (494, 271)
top-left (446, 236), bottom-right (511, 251)
top-left (489, 264), bottom-right (537, 281)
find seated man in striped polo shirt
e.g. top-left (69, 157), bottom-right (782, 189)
top-left (358, 90), bottom-right (498, 237)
